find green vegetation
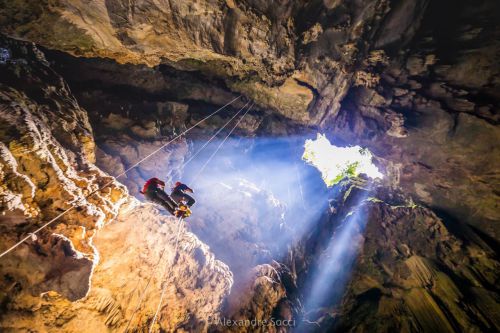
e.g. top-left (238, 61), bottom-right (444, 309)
top-left (303, 134), bottom-right (382, 186)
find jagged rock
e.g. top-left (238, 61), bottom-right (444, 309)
top-left (1, 204), bottom-right (233, 332)
top-left (0, 0), bottom-right (432, 123)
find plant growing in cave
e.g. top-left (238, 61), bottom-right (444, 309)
top-left (302, 134), bottom-right (382, 186)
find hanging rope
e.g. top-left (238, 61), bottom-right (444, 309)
top-left (123, 246), bottom-right (168, 333)
top-left (148, 215), bottom-right (184, 333)
top-left (146, 104), bottom-right (253, 333)
top-left (182, 100), bottom-right (250, 168)
top-left (0, 95), bottom-right (242, 260)
top-left (122, 100), bottom-right (250, 332)
top-left (190, 102), bottom-right (254, 183)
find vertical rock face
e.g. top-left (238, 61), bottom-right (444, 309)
top-left (2, 0), bottom-right (497, 237)
top-left (326, 0), bottom-right (500, 239)
top-left (0, 36), bottom-right (128, 307)
top-left (284, 180), bottom-right (500, 332)
top-left (332, 183), bottom-right (500, 333)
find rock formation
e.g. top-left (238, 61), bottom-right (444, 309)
top-left (0, 0), bottom-right (499, 332)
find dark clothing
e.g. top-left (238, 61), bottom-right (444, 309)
top-left (171, 183), bottom-right (195, 207)
top-left (142, 178), bottom-right (177, 213)
top-left (174, 183), bottom-right (192, 193)
top-left (141, 179), bottom-right (195, 215)
top-left (171, 190), bottom-right (195, 207)
top-left (144, 188), bottom-right (178, 215)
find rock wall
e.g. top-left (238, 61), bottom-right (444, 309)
top-left (1, 203), bottom-right (233, 332)
top-left (326, 0), bottom-right (500, 240)
top-left (0, 0), bottom-right (429, 123)
top-left (273, 180), bottom-right (500, 332)
top-left (0, 37), bottom-right (233, 332)
top-left (0, 0), bottom-right (499, 332)
top-left (331, 181), bottom-right (500, 332)
top-left (2, 0), bottom-right (497, 241)
top-left (0, 36), bottom-right (128, 307)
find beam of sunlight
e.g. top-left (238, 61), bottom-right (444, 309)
top-left (302, 134), bottom-right (382, 186)
top-left (168, 135), bottom-right (330, 280)
top-left (300, 186), bottom-right (371, 326)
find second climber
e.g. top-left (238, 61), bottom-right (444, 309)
top-left (170, 181), bottom-right (196, 207)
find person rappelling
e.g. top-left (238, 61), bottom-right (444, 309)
top-left (140, 178), bottom-right (194, 218)
top-left (171, 181), bottom-right (195, 207)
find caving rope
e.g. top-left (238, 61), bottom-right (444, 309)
top-left (0, 95), bottom-right (242, 259)
top-left (123, 215), bottom-right (183, 333)
top-left (147, 215), bottom-right (183, 333)
top-left (190, 102), bottom-right (254, 183)
top-left (122, 100), bottom-right (251, 332)
top-left (146, 102), bottom-right (254, 333)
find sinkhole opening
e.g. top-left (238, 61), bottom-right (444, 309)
top-left (302, 133), bottom-right (383, 186)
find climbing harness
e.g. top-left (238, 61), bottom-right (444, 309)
top-left (0, 95), bottom-right (241, 259)
top-left (142, 100), bottom-right (250, 219)
top-left (146, 103), bottom-right (254, 332)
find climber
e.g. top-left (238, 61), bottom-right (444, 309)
top-left (140, 177), bottom-right (178, 216)
top-left (170, 181), bottom-right (196, 207)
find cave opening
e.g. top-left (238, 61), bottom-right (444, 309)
top-left (302, 133), bottom-right (383, 186)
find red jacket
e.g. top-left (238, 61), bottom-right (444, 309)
top-left (140, 178), bottom-right (165, 194)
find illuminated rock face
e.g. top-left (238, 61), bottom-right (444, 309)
top-left (297, 181), bottom-right (500, 332)
top-left (0, 36), bottom-right (128, 308)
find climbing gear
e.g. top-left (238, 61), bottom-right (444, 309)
top-left (174, 204), bottom-right (191, 218)
top-left (0, 95), bottom-right (242, 259)
top-left (146, 102), bottom-right (254, 333)
top-left (142, 102), bottom-right (253, 219)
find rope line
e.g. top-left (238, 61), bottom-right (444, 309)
top-left (0, 95), bottom-right (241, 260)
top-left (147, 103), bottom-right (253, 332)
top-left (182, 100), bottom-right (250, 168)
top-left (123, 243), bottom-right (169, 333)
top-left (148, 216), bottom-right (184, 333)
top-left (122, 102), bottom-right (249, 332)
top-left (191, 102), bottom-right (254, 183)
